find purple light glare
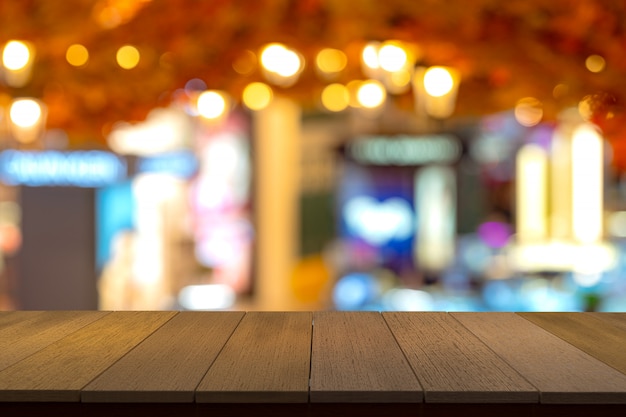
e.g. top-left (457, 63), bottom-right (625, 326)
top-left (477, 221), bottom-right (512, 248)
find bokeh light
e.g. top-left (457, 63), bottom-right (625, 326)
top-left (232, 50), bottom-right (257, 75)
top-left (356, 80), bottom-right (386, 108)
top-left (423, 67), bottom-right (454, 97)
top-left (321, 83), bottom-right (349, 112)
top-left (585, 54), bottom-right (606, 73)
top-left (362, 43), bottom-right (380, 70)
top-left (390, 69), bottom-right (411, 88)
top-left (333, 272), bottom-right (379, 310)
top-left (116, 45), bottom-right (140, 69)
top-left (382, 288), bottom-right (434, 311)
top-left (197, 90), bottom-right (229, 119)
top-left (316, 48), bottom-right (347, 74)
top-left (2, 40), bottom-right (31, 70)
top-left (578, 95), bottom-right (593, 120)
top-left (378, 42), bottom-right (407, 72)
top-left (260, 43), bottom-right (303, 77)
top-left (10, 98), bottom-right (42, 128)
top-left (514, 97), bottom-right (543, 126)
top-left (242, 82), bottom-right (273, 110)
top-left (66, 44), bottom-right (89, 67)
top-left (178, 284), bottom-right (235, 310)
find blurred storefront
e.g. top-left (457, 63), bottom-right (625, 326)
top-left (1, 1), bottom-right (626, 312)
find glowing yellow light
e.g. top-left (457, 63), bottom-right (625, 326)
top-left (316, 48), bottom-right (347, 73)
top-left (260, 43), bottom-right (302, 77)
top-left (423, 67), bottom-right (454, 97)
top-left (515, 97), bottom-right (543, 127)
top-left (578, 95), bottom-right (593, 120)
top-left (321, 83), bottom-right (349, 112)
top-left (390, 69), bottom-right (411, 88)
top-left (116, 45), bottom-right (140, 69)
top-left (2, 40), bottom-right (31, 70)
top-left (585, 54), bottom-right (606, 73)
top-left (66, 44), bottom-right (89, 67)
top-left (379, 42), bottom-right (407, 72)
top-left (516, 144), bottom-right (548, 243)
top-left (10, 98), bottom-right (42, 128)
top-left (260, 43), bottom-right (285, 71)
top-left (347, 80), bottom-right (363, 108)
top-left (357, 80), bottom-right (386, 109)
top-left (362, 43), bottom-right (379, 69)
top-left (571, 124), bottom-right (603, 244)
top-left (197, 91), bottom-right (228, 119)
top-left (243, 82), bottom-right (273, 110)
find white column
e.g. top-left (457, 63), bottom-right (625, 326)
top-left (516, 144), bottom-right (548, 243)
top-left (571, 124), bottom-right (604, 244)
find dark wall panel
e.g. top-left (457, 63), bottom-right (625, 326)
top-left (17, 187), bottom-right (97, 310)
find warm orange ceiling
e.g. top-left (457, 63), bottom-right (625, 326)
top-left (1, 0), bottom-right (625, 147)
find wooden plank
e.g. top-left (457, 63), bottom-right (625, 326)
top-left (589, 313), bottom-right (626, 334)
top-left (310, 311), bottom-right (422, 403)
top-left (82, 312), bottom-right (244, 403)
top-left (0, 311), bottom-right (176, 402)
top-left (195, 312), bottom-right (312, 403)
top-left (518, 313), bottom-right (626, 375)
top-left (453, 312), bottom-right (626, 404)
top-left (0, 311), bottom-right (19, 329)
top-left (383, 312), bottom-right (537, 403)
top-left (0, 311), bottom-right (108, 372)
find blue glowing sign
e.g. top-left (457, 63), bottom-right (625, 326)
top-left (0, 150), bottom-right (127, 187)
top-left (136, 151), bottom-right (198, 178)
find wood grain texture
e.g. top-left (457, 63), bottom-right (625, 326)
top-left (590, 313), bottom-right (626, 334)
top-left (0, 311), bottom-right (19, 329)
top-left (82, 312), bottom-right (244, 403)
top-left (0, 311), bottom-right (108, 372)
top-left (0, 311), bottom-right (176, 402)
top-left (383, 312), bottom-right (537, 403)
top-left (195, 312), bottom-right (312, 403)
top-left (453, 312), bottom-right (626, 404)
top-left (518, 313), bottom-right (626, 375)
top-left (310, 311), bottom-right (422, 403)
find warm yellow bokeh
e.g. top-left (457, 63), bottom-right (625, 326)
top-left (66, 44), bottom-right (89, 67)
top-left (321, 83), bottom-right (349, 112)
top-left (316, 48), bottom-right (347, 74)
top-left (515, 97), bottom-right (543, 127)
top-left (424, 67), bottom-right (454, 97)
top-left (197, 91), bottom-right (228, 119)
top-left (2, 40), bottom-right (31, 71)
top-left (10, 98), bottom-right (42, 128)
top-left (378, 42), bottom-right (407, 72)
top-left (116, 45), bottom-right (140, 69)
top-left (242, 82), bottom-right (273, 110)
top-left (356, 80), bottom-right (386, 108)
top-left (585, 54), bottom-right (606, 73)
top-left (260, 43), bottom-right (302, 77)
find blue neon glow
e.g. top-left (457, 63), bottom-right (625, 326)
top-left (0, 150), bottom-right (127, 187)
top-left (332, 272), bottom-right (379, 310)
top-left (136, 151), bottom-right (198, 178)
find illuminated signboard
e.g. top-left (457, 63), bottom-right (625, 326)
top-left (0, 150), bottom-right (127, 187)
top-left (136, 151), bottom-right (198, 178)
top-left (349, 134), bottom-right (461, 166)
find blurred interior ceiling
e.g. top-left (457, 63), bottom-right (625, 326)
top-left (1, 0), bottom-right (625, 146)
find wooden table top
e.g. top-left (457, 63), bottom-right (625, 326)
top-left (1, 311), bottom-right (626, 416)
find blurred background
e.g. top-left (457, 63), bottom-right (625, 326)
top-left (1, 0), bottom-right (626, 312)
